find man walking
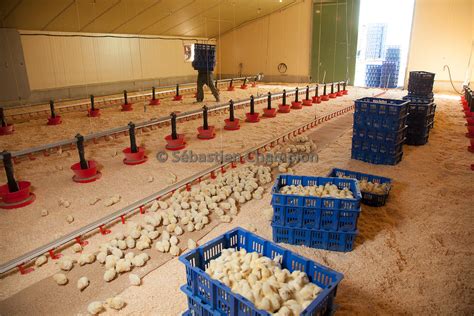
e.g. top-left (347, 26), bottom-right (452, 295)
top-left (192, 44), bottom-right (220, 102)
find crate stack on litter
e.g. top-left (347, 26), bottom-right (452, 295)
top-left (365, 64), bottom-right (382, 87)
top-left (352, 97), bottom-right (409, 165)
top-left (402, 71), bottom-right (436, 145)
top-left (270, 174), bottom-right (362, 252)
top-left (191, 44), bottom-right (216, 72)
top-left (179, 227), bottom-right (344, 315)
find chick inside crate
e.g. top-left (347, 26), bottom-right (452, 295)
top-left (179, 227), bottom-right (343, 316)
top-left (327, 168), bottom-right (392, 207)
top-left (270, 175), bottom-right (362, 232)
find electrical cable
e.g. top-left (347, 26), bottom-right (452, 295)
top-left (443, 65), bottom-right (462, 94)
top-left (20, 33), bottom-right (202, 43)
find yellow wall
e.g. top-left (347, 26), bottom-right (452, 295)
top-left (20, 31), bottom-right (209, 90)
top-left (216, 0), bottom-right (312, 81)
top-left (407, 0), bottom-right (474, 90)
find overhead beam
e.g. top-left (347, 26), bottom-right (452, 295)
top-left (79, 0), bottom-right (122, 32)
top-left (41, 0), bottom-right (75, 31)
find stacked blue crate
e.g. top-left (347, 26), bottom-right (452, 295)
top-left (403, 71), bottom-right (436, 145)
top-left (351, 97), bottom-right (409, 165)
top-left (192, 44), bottom-right (216, 72)
top-left (270, 174), bottom-right (362, 252)
top-left (365, 64), bottom-right (382, 87)
top-left (380, 62), bottom-right (399, 88)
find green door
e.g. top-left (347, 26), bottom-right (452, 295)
top-left (311, 0), bottom-right (360, 84)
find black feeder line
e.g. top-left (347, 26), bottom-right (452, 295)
top-left (75, 134), bottom-right (89, 170)
top-left (170, 112), bottom-right (178, 140)
top-left (314, 85), bottom-right (319, 98)
top-left (229, 79), bottom-right (233, 88)
top-left (294, 87), bottom-right (299, 102)
top-left (330, 83), bottom-right (334, 95)
top-left (229, 100), bottom-right (235, 121)
top-left (49, 100), bottom-right (56, 118)
top-left (343, 81), bottom-right (347, 91)
top-left (305, 86), bottom-right (310, 100)
top-left (202, 106), bottom-right (209, 130)
top-left (282, 90), bottom-right (287, 105)
top-left (128, 122), bottom-right (138, 153)
top-left (323, 84), bottom-right (327, 96)
top-left (123, 90), bottom-right (129, 105)
top-left (250, 95), bottom-right (255, 114)
top-left (0, 108), bottom-right (7, 127)
top-left (337, 82), bottom-right (341, 93)
top-left (243, 78), bottom-right (247, 86)
top-left (2, 151), bottom-right (19, 192)
top-left (90, 95), bottom-right (96, 111)
top-left (267, 92), bottom-right (272, 110)
top-left (152, 87), bottom-right (156, 100)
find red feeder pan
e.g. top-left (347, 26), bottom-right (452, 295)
top-left (466, 124), bottom-right (474, 138)
top-left (0, 181), bottom-right (35, 209)
top-left (312, 96), bottom-right (321, 104)
top-left (328, 93), bottom-right (337, 98)
top-left (466, 117), bottom-right (474, 125)
top-left (47, 116), bottom-right (62, 125)
top-left (121, 103), bottom-right (133, 111)
top-left (336, 91), bottom-right (344, 97)
top-left (88, 109), bottom-right (101, 117)
top-left (71, 160), bottom-right (101, 183)
top-left (463, 104), bottom-right (469, 111)
top-left (302, 99), bottom-right (313, 106)
top-left (240, 84), bottom-right (248, 90)
top-left (263, 108), bottom-right (277, 118)
top-left (197, 126), bottom-right (216, 139)
top-left (224, 118), bottom-right (240, 130)
top-left (342, 90), bottom-right (349, 95)
top-left (291, 101), bottom-right (302, 109)
top-left (164, 134), bottom-right (186, 150)
top-left (227, 86), bottom-right (235, 91)
top-left (0, 124), bottom-right (14, 135)
top-left (462, 99), bottom-right (467, 106)
top-left (245, 113), bottom-right (260, 123)
top-left (251, 83), bottom-right (257, 88)
top-left (173, 95), bottom-right (183, 101)
top-left (149, 99), bottom-right (160, 106)
top-left (123, 147), bottom-right (148, 165)
top-left (464, 110), bottom-right (473, 118)
top-left (278, 104), bottom-right (291, 113)
top-left (321, 95), bottom-right (330, 101)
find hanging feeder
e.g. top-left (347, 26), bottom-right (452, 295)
top-left (47, 100), bottom-right (62, 125)
top-left (240, 78), bottom-right (248, 90)
top-left (245, 95), bottom-right (260, 122)
top-left (165, 112), bottom-right (186, 150)
top-left (336, 82), bottom-right (344, 96)
top-left (121, 90), bottom-right (133, 111)
top-left (251, 76), bottom-right (258, 88)
top-left (71, 134), bottom-right (101, 183)
top-left (224, 100), bottom-right (240, 130)
top-left (0, 108), bottom-right (14, 135)
top-left (149, 87), bottom-right (160, 105)
top-left (321, 84), bottom-right (330, 101)
top-left (466, 124), bottom-right (474, 138)
top-left (87, 95), bottom-right (101, 117)
top-left (173, 84), bottom-right (183, 101)
top-left (227, 79), bottom-right (235, 91)
top-left (302, 86), bottom-right (312, 106)
top-left (263, 92), bottom-right (277, 117)
top-left (123, 122), bottom-right (147, 165)
top-left (197, 106), bottom-right (216, 139)
top-left (312, 85), bottom-right (322, 104)
top-left (329, 83), bottom-right (337, 98)
top-left (291, 87), bottom-right (303, 109)
top-left (342, 81), bottom-right (349, 95)
top-left (0, 151), bottom-right (35, 209)
top-left (468, 138), bottom-right (474, 153)
top-left (278, 90), bottom-right (291, 113)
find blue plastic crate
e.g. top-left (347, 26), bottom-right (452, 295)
top-left (179, 227), bottom-right (343, 316)
top-left (351, 149), bottom-right (403, 165)
top-left (355, 97), bottom-right (409, 118)
top-left (271, 224), bottom-right (358, 252)
top-left (271, 175), bottom-right (361, 232)
top-left (271, 174), bottom-right (361, 209)
top-left (353, 112), bottom-right (408, 131)
top-left (327, 168), bottom-right (392, 207)
top-left (352, 137), bottom-right (404, 157)
top-left (182, 286), bottom-right (220, 316)
top-left (402, 95), bottom-right (434, 104)
top-left (353, 125), bottom-right (407, 143)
